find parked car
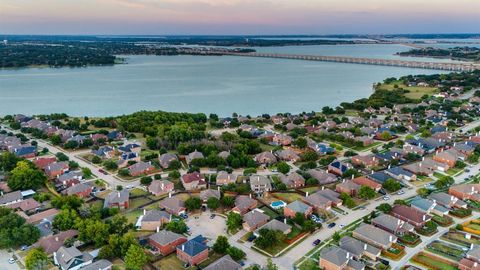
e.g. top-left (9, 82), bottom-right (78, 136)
top-left (247, 235), bottom-right (257, 242)
top-left (379, 259), bottom-right (390, 266)
top-left (339, 224), bottom-right (345, 228)
top-left (312, 239), bottom-right (321, 246)
top-left (8, 258), bottom-right (16, 264)
top-left (210, 214), bottom-right (215, 219)
top-left (383, 196), bottom-right (390, 201)
top-left (397, 190), bottom-right (405, 195)
top-left (328, 222), bottom-right (336, 228)
top-left (99, 169), bottom-right (108, 175)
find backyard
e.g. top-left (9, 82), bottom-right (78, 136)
top-left (427, 240), bottom-right (465, 261)
top-left (411, 252), bottom-right (458, 270)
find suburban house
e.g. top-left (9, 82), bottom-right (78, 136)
top-left (328, 160), bottom-right (353, 176)
top-left (35, 230), bottom-right (79, 255)
top-left (56, 172), bottom-right (83, 189)
top-left (254, 151), bottom-right (277, 165)
top-left (254, 219), bottom-right (291, 237)
top-left (159, 153), bottom-right (178, 169)
top-left (118, 142), bottom-right (141, 153)
top-left (242, 210), bottom-right (270, 232)
top-left (428, 192), bottom-right (468, 209)
top-left (339, 236), bottom-right (381, 261)
top-left (186, 150), bottom-right (204, 165)
top-left (433, 149), bottom-right (460, 167)
top-left (410, 197), bottom-right (449, 216)
top-left (63, 183), bottom-right (93, 198)
top-left (352, 176), bottom-right (382, 192)
top-left (391, 204), bottom-right (432, 228)
top-left (203, 255), bottom-right (242, 270)
top-left (351, 154), bottom-right (381, 168)
top-left (275, 149), bottom-right (300, 162)
top-left (181, 172), bottom-right (207, 191)
top-left (385, 167), bottom-right (417, 182)
top-left (216, 171), bottom-right (237, 186)
top-left (148, 230), bottom-right (187, 255)
top-left (91, 146), bottom-right (116, 159)
top-left (53, 246), bottom-right (93, 270)
top-left (403, 162), bottom-right (434, 177)
top-left (0, 190), bottom-right (23, 206)
top-left (352, 223), bottom-right (397, 250)
top-left (117, 152), bottom-right (140, 168)
top-left (177, 235), bottom-right (209, 266)
top-left (302, 189), bottom-right (342, 212)
top-left (272, 133), bottom-right (292, 146)
top-left (249, 175), bottom-right (272, 193)
top-left (32, 156), bottom-right (57, 170)
top-left (319, 246), bottom-right (365, 270)
top-left (103, 190), bottom-right (129, 209)
top-left (307, 169), bottom-right (337, 185)
top-left (279, 172), bottom-right (305, 188)
top-left (138, 209), bottom-right (171, 231)
top-left (148, 180), bottom-right (174, 196)
top-left (232, 195), bottom-right (257, 215)
top-left (371, 214), bottom-right (414, 235)
top-left (200, 189), bottom-right (221, 202)
top-left (11, 145), bottom-right (37, 158)
top-left (159, 197), bottom-right (186, 215)
top-left (335, 180), bottom-right (361, 196)
top-left (127, 161), bottom-right (155, 177)
top-left (449, 184), bottom-right (480, 202)
top-left (283, 200), bottom-right (313, 218)
top-left (80, 260), bottom-right (112, 270)
top-left (459, 246), bottom-right (480, 270)
top-left (45, 162), bottom-right (69, 179)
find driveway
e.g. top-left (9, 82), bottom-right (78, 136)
top-left (0, 250), bottom-right (21, 270)
top-left (186, 212), bottom-right (227, 243)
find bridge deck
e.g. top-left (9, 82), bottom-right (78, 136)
top-left (227, 52), bottom-right (480, 72)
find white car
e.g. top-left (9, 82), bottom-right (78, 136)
top-left (397, 190), bottom-right (404, 195)
top-left (383, 196), bottom-right (390, 201)
top-left (339, 224), bottom-right (346, 228)
top-left (8, 258), bottom-right (16, 264)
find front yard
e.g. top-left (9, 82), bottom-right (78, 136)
top-left (426, 240), bottom-right (465, 261)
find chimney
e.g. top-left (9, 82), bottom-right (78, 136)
top-left (305, 192), bottom-right (309, 197)
top-left (143, 209), bottom-right (146, 215)
top-left (156, 226), bottom-right (160, 233)
top-left (423, 215), bottom-right (426, 221)
top-left (346, 252), bottom-right (350, 259)
top-left (169, 214), bottom-right (172, 221)
top-left (322, 186), bottom-right (325, 190)
top-left (284, 218), bottom-right (287, 224)
top-left (397, 219), bottom-right (401, 225)
top-left (181, 245), bottom-right (185, 251)
top-left (118, 192), bottom-right (120, 198)
top-left (364, 244), bottom-right (367, 250)
top-left (389, 235), bottom-right (393, 242)
top-left (55, 236), bottom-right (59, 242)
top-left (169, 192), bottom-right (172, 198)
top-left (249, 194), bottom-right (252, 198)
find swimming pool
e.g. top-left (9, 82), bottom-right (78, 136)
top-left (270, 200), bottom-right (287, 209)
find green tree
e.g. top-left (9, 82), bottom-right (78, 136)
top-left (50, 135), bottom-right (62, 145)
top-left (165, 220), bottom-right (188, 234)
top-left (185, 197), bottom-right (202, 211)
top-left (213, 235), bottom-right (230, 254)
top-left (226, 246), bottom-right (245, 261)
top-left (332, 231), bottom-right (341, 242)
top-left (53, 208), bottom-right (79, 231)
top-left (25, 248), bottom-right (48, 270)
top-left (377, 203), bottom-right (392, 213)
top-left (51, 195), bottom-right (83, 210)
top-left (207, 197), bottom-right (220, 210)
top-left (140, 176), bottom-right (152, 185)
top-left (339, 193), bottom-right (356, 208)
top-left (103, 160), bottom-right (118, 170)
top-left (0, 208), bottom-right (40, 249)
top-left (254, 229), bottom-right (279, 249)
top-left (124, 244), bottom-right (147, 270)
top-left (75, 218), bottom-right (110, 247)
top-left (293, 137), bottom-right (307, 149)
top-left (221, 196), bottom-right (235, 208)
top-left (56, 152), bottom-right (69, 162)
top-left (107, 214), bottom-right (130, 235)
top-left (417, 187), bottom-right (430, 197)
top-left (358, 186), bottom-right (376, 200)
top-left (265, 258), bottom-right (278, 270)
top-left (435, 176), bottom-right (454, 189)
top-left (81, 167), bottom-right (92, 178)
top-left (91, 156), bottom-right (102, 164)
top-left (8, 161), bottom-right (46, 190)
top-left (276, 162), bottom-right (290, 174)
top-left (226, 212), bottom-right (242, 232)
top-left (382, 179), bottom-right (401, 192)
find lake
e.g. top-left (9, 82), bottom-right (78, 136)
top-left (0, 44), bottom-right (446, 117)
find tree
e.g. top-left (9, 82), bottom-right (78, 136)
top-left (276, 162), bottom-right (290, 174)
top-left (168, 160), bottom-right (182, 170)
top-left (207, 197), bottom-right (220, 210)
top-left (53, 208), bottom-right (79, 231)
top-left (332, 231), bottom-right (341, 242)
top-left (435, 176), bottom-right (454, 189)
top-left (265, 258), bottom-right (278, 270)
top-left (417, 187), bottom-right (430, 197)
top-left (140, 176), bottom-right (152, 185)
top-left (103, 160), bottom-right (118, 170)
top-left (377, 203), bottom-right (392, 213)
top-left (55, 152), bottom-right (69, 162)
top-left (75, 218), bottom-right (110, 247)
top-left (118, 168), bottom-right (130, 177)
top-left (213, 235), bottom-right (230, 254)
top-left (51, 195), bottom-right (83, 210)
top-left (382, 179), bottom-right (401, 192)
top-left (339, 193), bottom-right (356, 208)
top-left (25, 248), bottom-right (48, 270)
top-left (166, 220), bottom-right (188, 234)
top-left (425, 220), bottom-right (438, 231)
top-left (254, 229), bottom-right (279, 249)
top-left (185, 197), bottom-right (202, 211)
top-left (81, 167), bottom-right (92, 178)
top-left (107, 214), bottom-right (130, 235)
top-left (0, 208), bottom-right (40, 249)
top-left (221, 196), bottom-right (235, 208)
top-left (8, 161), bottom-right (46, 190)
top-left (293, 137), bottom-right (308, 149)
top-left (226, 212), bottom-right (242, 232)
top-left (358, 186), bottom-right (376, 200)
top-left (394, 199), bottom-right (409, 206)
top-left (379, 131), bottom-right (392, 141)
top-left (92, 155), bottom-right (102, 164)
top-left (0, 152), bottom-right (22, 172)
top-left (227, 246), bottom-right (245, 261)
top-left (124, 244), bottom-right (147, 270)
top-left (50, 135), bottom-right (62, 145)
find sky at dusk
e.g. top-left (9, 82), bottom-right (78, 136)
top-left (1, 0), bottom-right (480, 35)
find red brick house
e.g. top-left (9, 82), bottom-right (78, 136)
top-left (45, 162), bottom-right (69, 179)
top-left (32, 157), bottom-right (57, 170)
top-left (352, 176), bottom-right (382, 192)
top-left (351, 154), bottom-right (380, 168)
top-left (148, 230), bottom-right (187, 256)
top-left (177, 236), bottom-right (209, 266)
top-left (284, 200), bottom-right (313, 218)
top-left (104, 190), bottom-right (129, 209)
top-left (335, 180), bottom-right (361, 196)
top-left (63, 183), bottom-right (93, 198)
top-left (391, 204), bottom-right (431, 228)
top-left (449, 184), bottom-right (480, 202)
top-left (127, 161), bottom-right (155, 177)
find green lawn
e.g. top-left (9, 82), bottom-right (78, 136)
top-left (153, 254), bottom-right (189, 270)
top-left (130, 197), bottom-right (152, 209)
top-left (198, 252), bottom-right (224, 269)
top-left (272, 193), bottom-right (304, 203)
top-left (427, 241), bottom-right (465, 260)
top-left (376, 81), bottom-right (438, 99)
top-left (298, 259), bottom-right (320, 270)
top-left (411, 253), bottom-right (458, 270)
top-left (130, 188), bottom-right (149, 197)
top-left (258, 206), bottom-right (280, 219)
top-left (124, 209), bottom-right (143, 224)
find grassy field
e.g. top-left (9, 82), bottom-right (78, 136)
top-left (130, 197), bottom-right (152, 209)
top-left (271, 192), bottom-right (304, 203)
top-left (130, 188), bottom-right (149, 197)
top-left (153, 254), bottom-right (188, 270)
top-left (376, 80), bottom-right (438, 99)
top-left (411, 253), bottom-right (458, 270)
top-left (427, 241), bottom-right (465, 260)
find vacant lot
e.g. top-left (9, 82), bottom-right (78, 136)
top-left (376, 81), bottom-right (438, 99)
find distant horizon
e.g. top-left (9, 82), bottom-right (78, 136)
top-left (2, 0), bottom-right (479, 35)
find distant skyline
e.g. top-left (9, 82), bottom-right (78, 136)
top-left (1, 0), bottom-right (480, 35)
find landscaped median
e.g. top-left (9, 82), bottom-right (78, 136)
top-left (411, 251), bottom-right (458, 270)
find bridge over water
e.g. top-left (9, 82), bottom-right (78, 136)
top-left (226, 52), bottom-right (480, 72)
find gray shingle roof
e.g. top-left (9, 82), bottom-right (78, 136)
top-left (203, 255), bottom-right (241, 270)
top-left (149, 230), bottom-right (185, 246)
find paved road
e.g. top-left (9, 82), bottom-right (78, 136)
top-left (0, 250), bottom-right (21, 270)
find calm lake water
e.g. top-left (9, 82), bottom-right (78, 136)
top-left (0, 44), bottom-right (446, 117)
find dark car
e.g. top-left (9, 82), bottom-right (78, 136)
top-left (328, 222), bottom-right (336, 228)
top-left (379, 259), bottom-right (390, 266)
top-left (99, 169), bottom-right (108, 175)
top-left (247, 235), bottom-right (257, 242)
top-left (312, 239), bottom-right (321, 246)
top-left (210, 214), bottom-right (215, 219)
